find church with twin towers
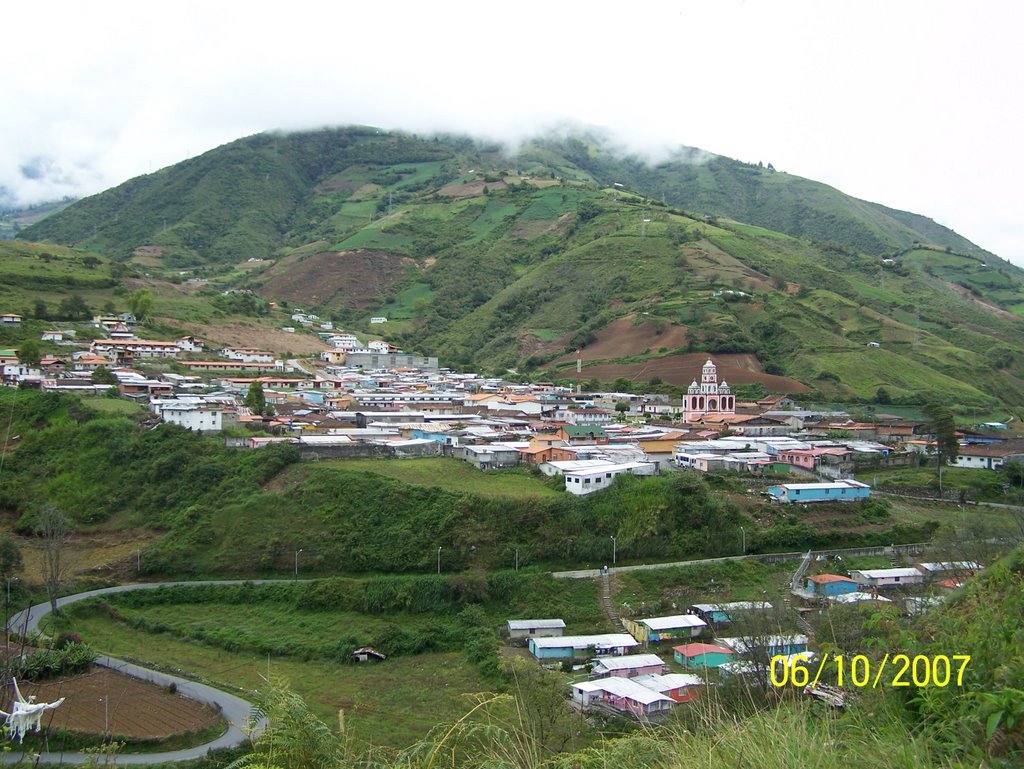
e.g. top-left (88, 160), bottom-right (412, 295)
top-left (684, 358), bottom-right (735, 421)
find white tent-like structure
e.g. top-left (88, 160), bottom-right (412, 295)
top-left (0, 678), bottom-right (65, 742)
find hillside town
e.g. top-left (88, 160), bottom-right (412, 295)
top-left (2, 313), bottom-right (1022, 499)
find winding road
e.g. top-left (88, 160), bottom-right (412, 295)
top-left (2, 581), bottom-right (287, 765)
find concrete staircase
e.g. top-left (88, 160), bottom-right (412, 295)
top-left (790, 551), bottom-right (813, 593)
top-left (601, 573), bottom-right (625, 632)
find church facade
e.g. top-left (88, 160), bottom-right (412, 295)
top-left (684, 358), bottom-right (735, 420)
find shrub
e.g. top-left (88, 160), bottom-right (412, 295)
top-left (17, 644), bottom-right (98, 681)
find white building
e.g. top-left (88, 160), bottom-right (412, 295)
top-left (328, 334), bottom-right (360, 350)
top-left (849, 568), bottom-right (924, 588)
top-left (2, 363), bottom-right (42, 384)
top-left (156, 403), bottom-right (223, 432)
top-left (369, 316), bottom-right (388, 324)
top-left (952, 443), bottom-right (1024, 470)
top-left (176, 336), bottom-right (203, 352)
top-left (564, 461), bottom-right (657, 496)
top-left (506, 619), bottom-right (566, 641)
top-left (367, 340), bottom-right (391, 354)
top-left (41, 330), bottom-right (75, 342)
top-left (221, 348), bottom-right (275, 364)
top-left (90, 339), bottom-right (181, 359)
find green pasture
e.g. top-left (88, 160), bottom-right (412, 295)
top-left (381, 282), bottom-right (433, 319)
top-left (469, 200), bottom-right (518, 241)
top-left (529, 328), bottom-right (565, 342)
top-left (57, 611), bottom-right (489, 750)
top-left (320, 458), bottom-right (561, 499)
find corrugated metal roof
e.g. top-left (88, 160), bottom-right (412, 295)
top-left (507, 619), bottom-right (566, 630)
top-left (640, 614), bottom-right (707, 630)
top-left (593, 654), bottom-right (664, 671)
top-left (530, 634), bottom-right (639, 649)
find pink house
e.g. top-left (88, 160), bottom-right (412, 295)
top-left (571, 677), bottom-right (674, 717)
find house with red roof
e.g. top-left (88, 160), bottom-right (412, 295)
top-left (673, 642), bottom-right (735, 669)
top-left (805, 573), bottom-right (859, 598)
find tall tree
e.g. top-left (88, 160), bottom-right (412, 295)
top-left (57, 294), bottom-right (91, 320)
top-left (922, 401), bottom-right (958, 480)
top-left (36, 506), bottom-right (72, 615)
top-left (17, 340), bottom-right (41, 368)
top-left (91, 366), bottom-right (119, 386)
top-left (128, 288), bottom-right (154, 322)
top-left (0, 536), bottom-right (23, 584)
top-left (245, 381), bottom-right (267, 416)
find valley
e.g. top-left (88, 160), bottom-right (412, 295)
top-left (0, 126), bottom-right (1022, 767)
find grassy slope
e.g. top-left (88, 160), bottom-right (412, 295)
top-left (59, 612), bottom-right (487, 750)
top-left (320, 458), bottom-right (561, 499)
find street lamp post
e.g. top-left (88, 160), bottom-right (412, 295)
top-left (740, 526), bottom-right (746, 555)
top-left (5, 576), bottom-right (16, 655)
top-left (436, 546), bottom-right (442, 574)
top-left (99, 697), bottom-right (109, 741)
top-left (610, 535), bottom-right (617, 566)
top-left (136, 549), bottom-right (142, 574)
top-left (294, 549), bottom-right (303, 578)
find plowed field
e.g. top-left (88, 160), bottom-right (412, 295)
top-left (9, 668), bottom-right (223, 739)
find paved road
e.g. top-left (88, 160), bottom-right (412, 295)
top-left (3, 580), bottom-right (301, 765)
top-left (551, 542), bottom-right (929, 579)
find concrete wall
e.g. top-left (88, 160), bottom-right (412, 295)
top-left (299, 441), bottom-right (442, 461)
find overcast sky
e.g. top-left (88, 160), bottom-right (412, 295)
top-left (5, 1), bottom-right (1023, 263)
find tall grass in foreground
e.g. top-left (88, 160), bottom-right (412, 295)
top-left (234, 680), bottom-right (952, 769)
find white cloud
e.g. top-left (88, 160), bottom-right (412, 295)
top-left (3, 0), bottom-right (1023, 263)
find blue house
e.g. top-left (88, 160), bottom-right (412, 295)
top-left (688, 601), bottom-right (773, 625)
top-left (767, 480), bottom-right (871, 503)
top-left (528, 633), bottom-right (640, 660)
top-left (673, 643), bottom-right (735, 669)
top-left (805, 574), bottom-right (859, 597)
top-left (719, 634), bottom-right (809, 657)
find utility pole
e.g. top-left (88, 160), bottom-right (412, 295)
top-left (437, 546), bottom-right (442, 574)
top-left (294, 548), bottom-right (303, 578)
top-left (514, 548), bottom-right (519, 572)
top-left (610, 535), bottom-right (617, 566)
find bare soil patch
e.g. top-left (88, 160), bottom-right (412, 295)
top-left (257, 249), bottom-right (413, 308)
top-left (11, 668), bottom-right (223, 740)
top-left (518, 333), bottom-right (568, 359)
top-left (438, 180), bottom-right (508, 198)
top-left (556, 315), bottom-right (693, 361)
top-left (945, 281), bottom-right (1018, 319)
top-left (174, 321), bottom-right (326, 355)
top-left (131, 245), bottom-right (168, 260)
top-left (509, 218), bottom-right (560, 239)
top-left (6, 527), bottom-right (162, 584)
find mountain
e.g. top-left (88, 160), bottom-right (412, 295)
top-left (15, 127), bottom-right (1024, 409)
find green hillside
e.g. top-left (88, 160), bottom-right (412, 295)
top-left (0, 391), bottom-right (934, 579)
top-left (529, 134), bottom-right (995, 258)
top-left (14, 127), bottom-right (1024, 409)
